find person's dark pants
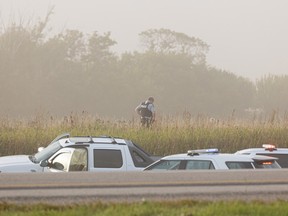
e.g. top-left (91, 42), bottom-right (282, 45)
top-left (141, 117), bottom-right (152, 128)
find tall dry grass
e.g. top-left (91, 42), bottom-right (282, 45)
top-left (1, 111), bottom-right (288, 157)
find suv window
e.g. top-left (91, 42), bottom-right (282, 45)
top-left (93, 149), bottom-right (123, 168)
top-left (256, 153), bottom-right (288, 168)
top-left (185, 160), bottom-right (215, 170)
top-left (253, 160), bottom-right (279, 169)
top-left (147, 160), bottom-right (181, 170)
top-left (226, 162), bottom-right (254, 169)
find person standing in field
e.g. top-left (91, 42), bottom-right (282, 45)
top-left (135, 96), bottom-right (156, 128)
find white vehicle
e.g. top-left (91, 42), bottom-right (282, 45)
top-left (235, 144), bottom-right (288, 168)
top-left (144, 148), bottom-right (281, 171)
top-left (0, 133), bottom-right (158, 173)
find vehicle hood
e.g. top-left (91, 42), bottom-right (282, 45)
top-left (0, 155), bottom-right (31, 164)
top-left (0, 155), bottom-right (43, 173)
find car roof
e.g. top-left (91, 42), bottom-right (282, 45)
top-left (236, 144), bottom-right (288, 155)
top-left (159, 152), bottom-right (277, 162)
top-left (236, 148), bottom-right (288, 154)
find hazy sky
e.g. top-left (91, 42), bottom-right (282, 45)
top-left (1, 0), bottom-right (288, 81)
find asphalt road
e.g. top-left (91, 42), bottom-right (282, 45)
top-left (1, 169), bottom-right (288, 204)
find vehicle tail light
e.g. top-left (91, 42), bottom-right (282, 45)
top-left (261, 161), bottom-right (273, 165)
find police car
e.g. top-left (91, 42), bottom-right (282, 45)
top-left (144, 148), bottom-right (281, 171)
top-left (235, 144), bottom-right (288, 168)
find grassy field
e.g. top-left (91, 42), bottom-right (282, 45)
top-left (1, 112), bottom-right (288, 157)
top-left (1, 113), bottom-right (288, 214)
top-left (1, 200), bottom-right (288, 216)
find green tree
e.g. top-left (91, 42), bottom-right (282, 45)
top-left (0, 10), bottom-right (53, 115)
top-left (192, 66), bottom-right (256, 117)
top-left (0, 15), bottom-right (263, 120)
top-left (139, 28), bottom-right (209, 64)
top-left (83, 32), bottom-right (117, 68)
top-left (256, 75), bottom-right (288, 112)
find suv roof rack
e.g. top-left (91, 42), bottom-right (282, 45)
top-left (187, 148), bottom-right (219, 156)
top-left (68, 135), bottom-right (120, 145)
top-left (99, 135), bottom-right (118, 144)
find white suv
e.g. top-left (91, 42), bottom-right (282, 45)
top-left (144, 148), bottom-right (281, 171)
top-left (235, 144), bottom-right (288, 168)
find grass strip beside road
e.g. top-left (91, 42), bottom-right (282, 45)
top-left (1, 200), bottom-right (288, 216)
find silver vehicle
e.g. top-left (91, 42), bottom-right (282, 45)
top-left (144, 148), bottom-right (281, 171)
top-left (235, 144), bottom-right (288, 168)
top-left (0, 133), bottom-right (158, 173)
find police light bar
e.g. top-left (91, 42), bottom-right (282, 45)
top-left (187, 148), bottom-right (219, 156)
top-left (262, 144), bottom-right (277, 151)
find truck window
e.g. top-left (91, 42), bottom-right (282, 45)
top-left (132, 151), bottom-right (145, 163)
top-left (49, 147), bottom-right (88, 172)
top-left (50, 152), bottom-right (71, 171)
top-left (69, 148), bottom-right (88, 171)
top-left (93, 149), bottom-right (123, 168)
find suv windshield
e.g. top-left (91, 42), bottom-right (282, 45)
top-left (31, 141), bottom-right (63, 163)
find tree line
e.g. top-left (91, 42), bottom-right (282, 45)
top-left (0, 13), bottom-right (287, 120)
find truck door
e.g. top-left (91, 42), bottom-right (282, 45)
top-left (44, 147), bottom-right (88, 172)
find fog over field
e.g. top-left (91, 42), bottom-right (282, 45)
top-left (1, 0), bottom-right (288, 80)
top-left (0, 0), bottom-right (288, 119)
